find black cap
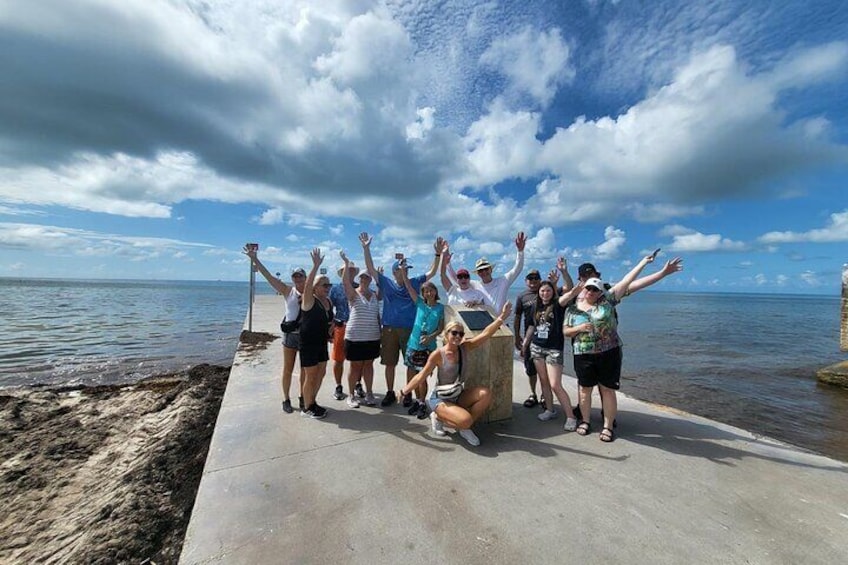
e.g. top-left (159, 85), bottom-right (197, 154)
top-left (526, 269), bottom-right (541, 279)
top-left (577, 263), bottom-right (598, 278)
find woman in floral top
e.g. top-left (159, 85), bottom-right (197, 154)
top-left (563, 253), bottom-right (657, 442)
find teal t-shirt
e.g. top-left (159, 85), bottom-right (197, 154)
top-left (407, 297), bottom-right (444, 352)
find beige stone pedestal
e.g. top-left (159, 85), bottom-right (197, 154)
top-left (444, 305), bottom-right (514, 423)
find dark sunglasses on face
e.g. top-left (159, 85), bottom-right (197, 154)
top-left (527, 276), bottom-right (541, 281)
top-left (321, 283), bottom-right (332, 287)
top-left (586, 286), bottom-right (601, 293)
top-left (450, 330), bottom-right (465, 337)
top-left (457, 274), bottom-right (470, 279)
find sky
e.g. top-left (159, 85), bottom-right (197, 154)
top-left (0, 0), bottom-right (846, 294)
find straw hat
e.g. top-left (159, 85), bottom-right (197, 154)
top-left (337, 262), bottom-right (360, 278)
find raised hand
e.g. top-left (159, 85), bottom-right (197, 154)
top-left (515, 232), bottom-right (527, 251)
top-left (310, 247), bottom-right (324, 267)
top-left (557, 256), bottom-right (567, 271)
top-left (500, 302), bottom-right (513, 320)
top-left (242, 244), bottom-right (258, 260)
top-left (443, 249), bottom-right (452, 265)
top-left (434, 236), bottom-right (445, 254)
top-left (359, 232), bottom-right (372, 248)
top-left (661, 257), bottom-right (683, 275)
top-left (340, 250), bottom-right (349, 265)
top-left (548, 269), bottom-right (559, 284)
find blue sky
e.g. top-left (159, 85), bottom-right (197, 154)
top-left (0, 0), bottom-right (846, 294)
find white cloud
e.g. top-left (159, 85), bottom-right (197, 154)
top-left (665, 228), bottom-right (746, 252)
top-left (0, 222), bottom-right (212, 259)
top-left (800, 270), bottom-right (820, 286)
top-left (758, 209), bottom-right (848, 243)
top-left (479, 26), bottom-right (574, 107)
top-left (594, 226), bottom-right (626, 260)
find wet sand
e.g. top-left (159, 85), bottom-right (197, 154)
top-left (0, 364), bottom-right (230, 564)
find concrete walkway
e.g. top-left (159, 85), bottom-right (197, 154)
top-left (180, 295), bottom-right (848, 564)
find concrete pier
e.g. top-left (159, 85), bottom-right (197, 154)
top-left (180, 295), bottom-right (848, 564)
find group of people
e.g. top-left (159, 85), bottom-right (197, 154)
top-left (244, 232), bottom-right (682, 446)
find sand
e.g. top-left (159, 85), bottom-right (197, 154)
top-left (0, 363), bottom-right (231, 564)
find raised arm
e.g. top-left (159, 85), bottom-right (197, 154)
top-left (423, 236), bottom-right (445, 282)
top-left (502, 232), bottom-right (526, 285)
top-left (359, 232), bottom-right (379, 279)
top-left (609, 253), bottom-right (656, 301)
top-left (301, 248), bottom-right (323, 311)
top-left (398, 259), bottom-right (418, 302)
top-left (557, 280), bottom-right (585, 306)
top-left (339, 250), bottom-right (357, 301)
top-left (556, 256), bottom-right (574, 292)
top-left (627, 257), bottom-right (684, 295)
top-left (440, 247), bottom-right (454, 293)
top-left (465, 303), bottom-right (512, 352)
top-left (243, 245), bottom-right (291, 296)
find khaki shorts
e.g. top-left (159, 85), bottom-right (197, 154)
top-left (331, 322), bottom-right (346, 363)
top-left (380, 326), bottom-right (411, 366)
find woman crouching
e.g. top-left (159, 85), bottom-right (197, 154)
top-left (400, 303), bottom-right (512, 446)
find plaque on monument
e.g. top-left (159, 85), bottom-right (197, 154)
top-left (457, 310), bottom-right (494, 331)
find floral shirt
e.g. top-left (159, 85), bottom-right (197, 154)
top-left (564, 292), bottom-right (621, 355)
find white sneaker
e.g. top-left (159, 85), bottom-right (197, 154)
top-left (459, 429), bottom-right (480, 446)
top-left (430, 411), bottom-right (446, 436)
top-left (537, 409), bottom-right (558, 421)
top-left (364, 392), bottom-right (377, 406)
top-left (346, 396), bottom-right (360, 408)
top-left (564, 417), bottom-right (577, 431)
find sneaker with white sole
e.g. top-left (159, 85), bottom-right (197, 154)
top-left (537, 409), bottom-right (558, 421)
top-left (459, 429), bottom-right (480, 446)
top-left (430, 411), bottom-right (446, 436)
top-left (333, 385), bottom-right (345, 400)
top-left (346, 395), bottom-right (360, 408)
top-left (301, 403), bottom-right (328, 419)
top-left (364, 392), bottom-right (377, 406)
top-left (564, 417), bottom-right (577, 431)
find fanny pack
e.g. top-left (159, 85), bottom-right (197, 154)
top-left (434, 347), bottom-right (463, 400)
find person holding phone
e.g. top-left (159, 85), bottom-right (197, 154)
top-left (563, 253), bottom-right (658, 441)
top-left (359, 232), bottom-right (441, 407)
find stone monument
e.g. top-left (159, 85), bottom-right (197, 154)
top-left (443, 305), bottom-right (514, 422)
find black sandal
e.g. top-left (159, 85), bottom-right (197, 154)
top-left (599, 427), bottom-right (615, 442)
top-left (576, 421), bottom-right (591, 436)
top-left (523, 394), bottom-right (538, 408)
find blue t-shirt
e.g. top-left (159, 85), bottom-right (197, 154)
top-left (329, 283), bottom-right (356, 322)
top-left (378, 273), bottom-right (424, 328)
top-left (407, 297), bottom-right (444, 352)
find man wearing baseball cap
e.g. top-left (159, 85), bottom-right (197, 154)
top-left (438, 244), bottom-right (493, 309)
top-left (448, 232), bottom-right (526, 313)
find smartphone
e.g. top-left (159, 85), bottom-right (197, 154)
top-left (395, 252), bottom-right (404, 260)
top-left (651, 248), bottom-right (661, 260)
top-left (319, 267), bottom-right (327, 275)
top-left (246, 242), bottom-right (259, 251)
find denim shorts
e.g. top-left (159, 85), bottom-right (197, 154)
top-left (426, 390), bottom-right (448, 411)
top-left (529, 343), bottom-right (563, 365)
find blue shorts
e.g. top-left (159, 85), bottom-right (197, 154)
top-left (426, 390), bottom-right (448, 412)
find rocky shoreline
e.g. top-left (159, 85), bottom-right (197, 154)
top-left (0, 364), bottom-right (230, 564)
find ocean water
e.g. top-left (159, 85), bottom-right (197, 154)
top-left (1, 278), bottom-right (847, 461)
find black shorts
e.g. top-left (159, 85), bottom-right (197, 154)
top-left (299, 337), bottom-right (329, 368)
top-left (573, 346), bottom-right (622, 390)
top-left (344, 339), bottom-right (380, 362)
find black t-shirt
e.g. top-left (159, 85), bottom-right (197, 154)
top-left (514, 289), bottom-right (537, 334)
top-left (300, 300), bottom-right (334, 344)
top-left (530, 301), bottom-right (566, 350)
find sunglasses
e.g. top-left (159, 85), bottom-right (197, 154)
top-left (457, 274), bottom-right (470, 279)
top-left (526, 276), bottom-right (541, 281)
top-left (321, 283), bottom-right (332, 287)
top-left (586, 286), bottom-right (602, 293)
top-left (449, 330), bottom-right (465, 337)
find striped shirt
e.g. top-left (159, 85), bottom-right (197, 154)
top-left (346, 292), bottom-right (381, 342)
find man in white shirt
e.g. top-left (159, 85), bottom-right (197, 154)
top-left (454, 232), bottom-right (526, 313)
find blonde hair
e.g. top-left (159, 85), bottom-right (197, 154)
top-left (314, 274), bottom-right (331, 288)
top-left (441, 321), bottom-right (464, 344)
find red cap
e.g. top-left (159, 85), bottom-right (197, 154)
top-left (457, 268), bottom-right (470, 277)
